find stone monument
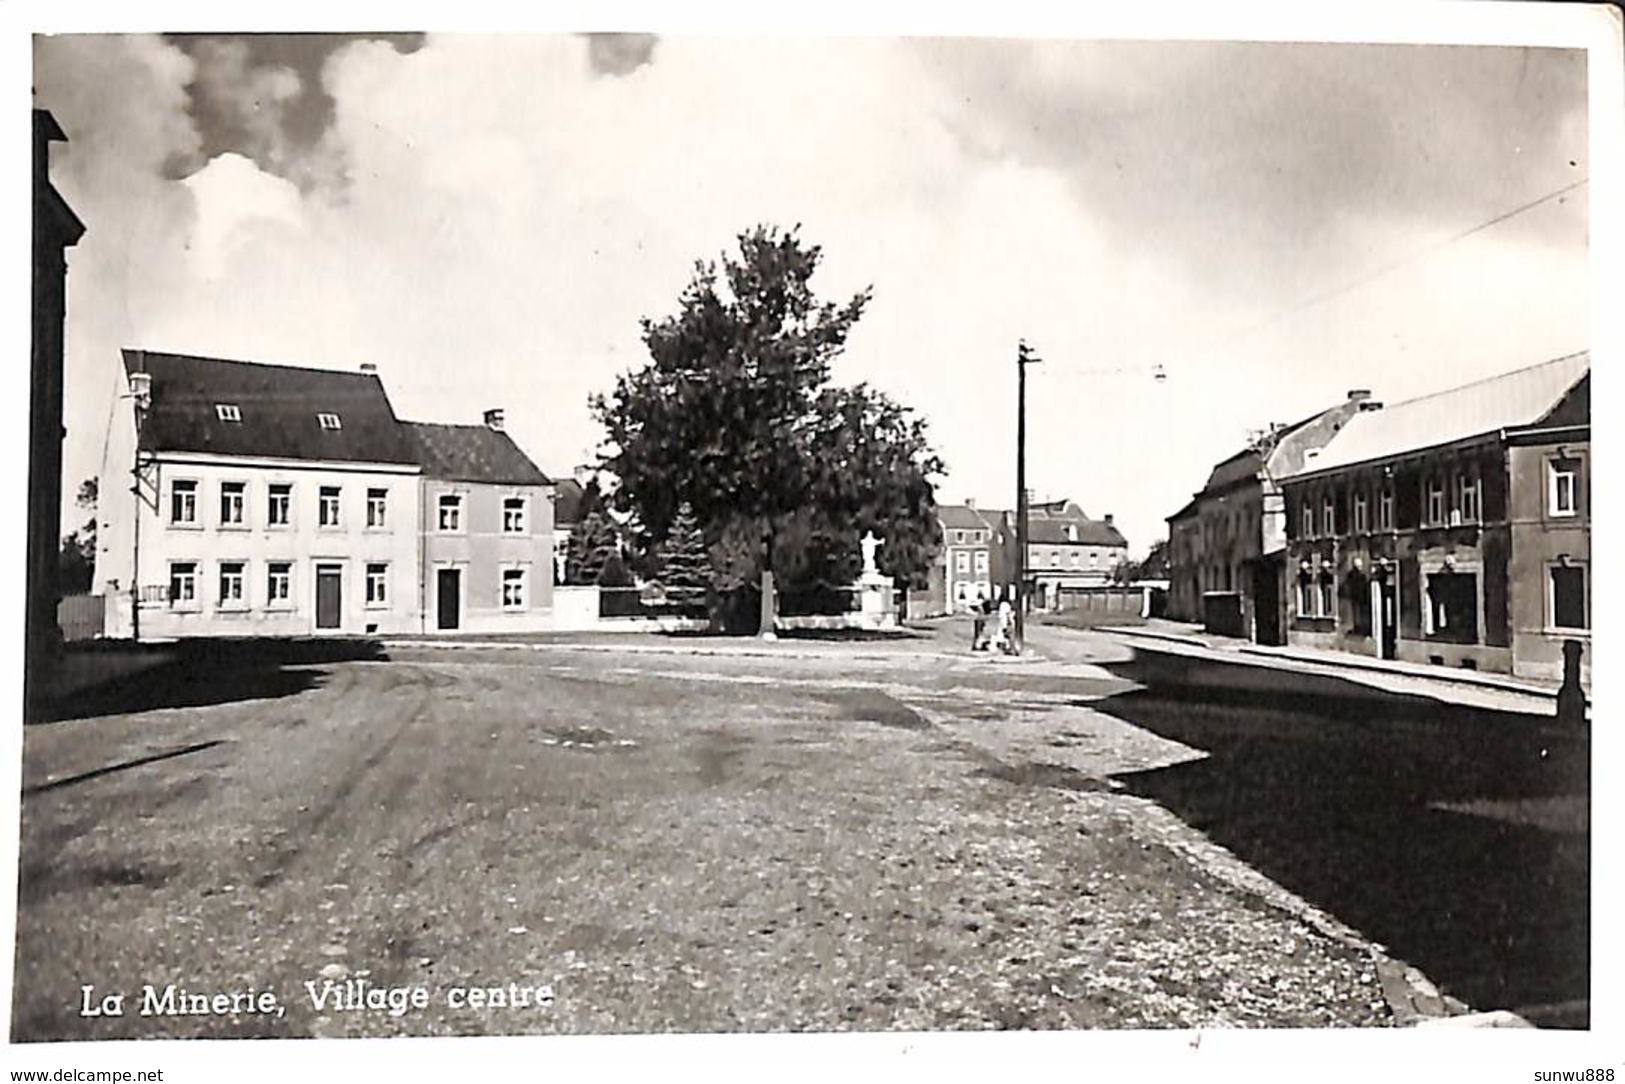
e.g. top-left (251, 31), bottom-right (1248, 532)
top-left (854, 531), bottom-right (899, 630)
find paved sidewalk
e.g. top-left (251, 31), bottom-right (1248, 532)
top-left (1088, 624), bottom-right (1570, 718)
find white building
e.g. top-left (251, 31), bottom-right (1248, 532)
top-left (95, 350), bottom-right (553, 638)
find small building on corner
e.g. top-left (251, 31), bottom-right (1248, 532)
top-left (406, 413), bottom-right (555, 633)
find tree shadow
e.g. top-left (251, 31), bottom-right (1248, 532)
top-left (34, 638), bottom-right (389, 723)
top-left (1091, 651), bottom-right (1589, 1026)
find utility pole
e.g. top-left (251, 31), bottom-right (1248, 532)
top-left (1014, 339), bottom-right (1040, 654)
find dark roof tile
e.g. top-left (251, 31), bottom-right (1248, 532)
top-left (403, 422), bottom-right (551, 486)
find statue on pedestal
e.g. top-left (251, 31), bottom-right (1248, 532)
top-left (860, 531), bottom-right (882, 578)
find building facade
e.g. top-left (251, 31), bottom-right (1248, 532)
top-left (1277, 353), bottom-right (1589, 682)
top-left (96, 351), bottom-right (555, 639)
top-left (408, 416), bottom-right (556, 633)
top-left (997, 500), bottom-right (1128, 610)
top-left (1163, 391), bottom-right (1374, 642)
top-left (908, 503), bottom-right (998, 618)
top-left (28, 109), bottom-right (86, 719)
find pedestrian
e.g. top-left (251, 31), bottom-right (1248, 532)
top-left (972, 591), bottom-right (987, 651)
top-left (995, 597), bottom-right (1013, 653)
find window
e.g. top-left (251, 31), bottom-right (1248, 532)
top-left (1297, 578), bottom-right (1315, 618)
top-left (1300, 499), bottom-right (1314, 539)
top-left (974, 551), bottom-right (988, 573)
top-left (1378, 487), bottom-right (1394, 532)
top-left (1548, 459), bottom-right (1578, 517)
top-left (168, 562), bottom-right (198, 606)
top-left (268, 483), bottom-right (292, 527)
top-left (503, 496), bottom-right (527, 534)
top-left (366, 488), bottom-right (388, 529)
top-left (1352, 492), bottom-right (1369, 534)
top-left (319, 486), bottom-right (341, 528)
top-left (1457, 473), bottom-right (1480, 524)
top-left (1317, 574), bottom-right (1335, 620)
top-left (220, 481), bottom-right (246, 526)
top-left (317, 412), bottom-right (342, 430)
top-left (1322, 494), bottom-right (1336, 536)
top-left (1348, 572), bottom-right (1372, 636)
top-left (437, 494), bottom-right (463, 532)
top-left (215, 403), bottom-right (241, 423)
top-left (267, 562), bottom-right (292, 607)
top-left (1551, 566), bottom-right (1587, 629)
top-left (170, 480), bottom-right (198, 525)
top-left (953, 530), bottom-right (965, 544)
top-left (218, 561), bottom-right (246, 607)
top-left (502, 567), bottom-right (527, 610)
top-left (954, 551), bottom-right (970, 574)
top-left (1090, 550), bottom-right (1100, 568)
top-left (365, 563), bottom-right (389, 608)
top-left (1425, 476), bottom-right (1446, 526)
top-left (1425, 571), bottom-right (1479, 643)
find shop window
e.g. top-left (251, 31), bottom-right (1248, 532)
top-left (1425, 571), bottom-right (1478, 643)
top-left (1551, 565), bottom-right (1587, 629)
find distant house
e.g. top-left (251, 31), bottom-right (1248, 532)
top-left (996, 499), bottom-right (1128, 611)
top-left (909, 502), bottom-right (998, 618)
top-left (28, 109), bottom-right (85, 719)
top-left (96, 350), bottom-right (555, 638)
top-left (1277, 352), bottom-right (1589, 682)
top-left (549, 476), bottom-right (587, 584)
top-left (406, 412), bottom-right (555, 633)
top-left (1163, 391), bottom-right (1374, 642)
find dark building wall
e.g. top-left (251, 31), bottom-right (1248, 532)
top-left (26, 111), bottom-right (84, 721)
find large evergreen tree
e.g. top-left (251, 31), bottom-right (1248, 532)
top-left (590, 225), bottom-right (943, 630)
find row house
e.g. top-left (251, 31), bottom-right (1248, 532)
top-left (95, 350), bottom-right (555, 639)
top-left (1277, 352), bottom-right (1589, 682)
top-left (1163, 391), bottom-right (1373, 642)
top-left (997, 499), bottom-right (1128, 610)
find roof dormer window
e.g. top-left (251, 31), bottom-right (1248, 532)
top-left (215, 403), bottom-right (242, 423)
top-left (317, 412), bottom-right (342, 430)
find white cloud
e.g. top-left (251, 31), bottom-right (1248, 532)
top-left (36, 33), bottom-right (1590, 558)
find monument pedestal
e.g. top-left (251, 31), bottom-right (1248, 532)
top-left (855, 571), bottom-right (899, 630)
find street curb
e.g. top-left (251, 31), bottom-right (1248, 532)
top-left (1108, 626), bottom-right (1563, 700)
top-left (380, 638), bottom-right (1048, 667)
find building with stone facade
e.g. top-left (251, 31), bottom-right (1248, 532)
top-left (1276, 352), bottom-right (1589, 682)
top-left (1164, 391), bottom-right (1375, 642)
top-left (909, 502), bottom-right (1000, 618)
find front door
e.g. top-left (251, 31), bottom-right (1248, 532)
top-left (437, 568), bottom-right (461, 631)
top-left (315, 565), bottom-right (343, 631)
top-left (1253, 562), bottom-right (1283, 645)
top-left (1376, 577), bottom-right (1398, 660)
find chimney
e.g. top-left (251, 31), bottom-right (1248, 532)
top-left (128, 371), bottom-right (152, 412)
top-left (483, 408), bottom-right (505, 431)
top-left (1103, 514), bottom-right (1114, 526)
top-left (1347, 388), bottom-right (1371, 401)
top-left (1359, 400), bottom-right (1384, 412)
top-left (965, 497), bottom-right (976, 510)
top-left (360, 362), bottom-right (378, 375)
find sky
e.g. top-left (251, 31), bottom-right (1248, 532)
top-left (30, 29), bottom-right (1592, 558)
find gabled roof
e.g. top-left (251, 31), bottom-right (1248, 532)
top-left (939, 504), bottom-right (993, 530)
top-left (1028, 519), bottom-right (1128, 547)
top-left (552, 478), bottom-right (587, 527)
top-left (403, 422), bottom-right (551, 486)
top-left (125, 349), bottom-right (418, 466)
top-left (1287, 352), bottom-right (1590, 479)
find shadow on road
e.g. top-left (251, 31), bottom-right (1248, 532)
top-left (34, 638), bottom-right (388, 724)
top-left (1092, 650), bottom-right (1589, 1027)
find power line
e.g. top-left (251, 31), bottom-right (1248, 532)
top-left (1040, 176), bottom-right (1588, 379)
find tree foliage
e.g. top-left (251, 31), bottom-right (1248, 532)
top-left (655, 501), bottom-right (710, 603)
top-left (58, 477), bottom-right (99, 594)
top-left (564, 510), bottom-right (620, 586)
top-left (589, 226), bottom-right (944, 627)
